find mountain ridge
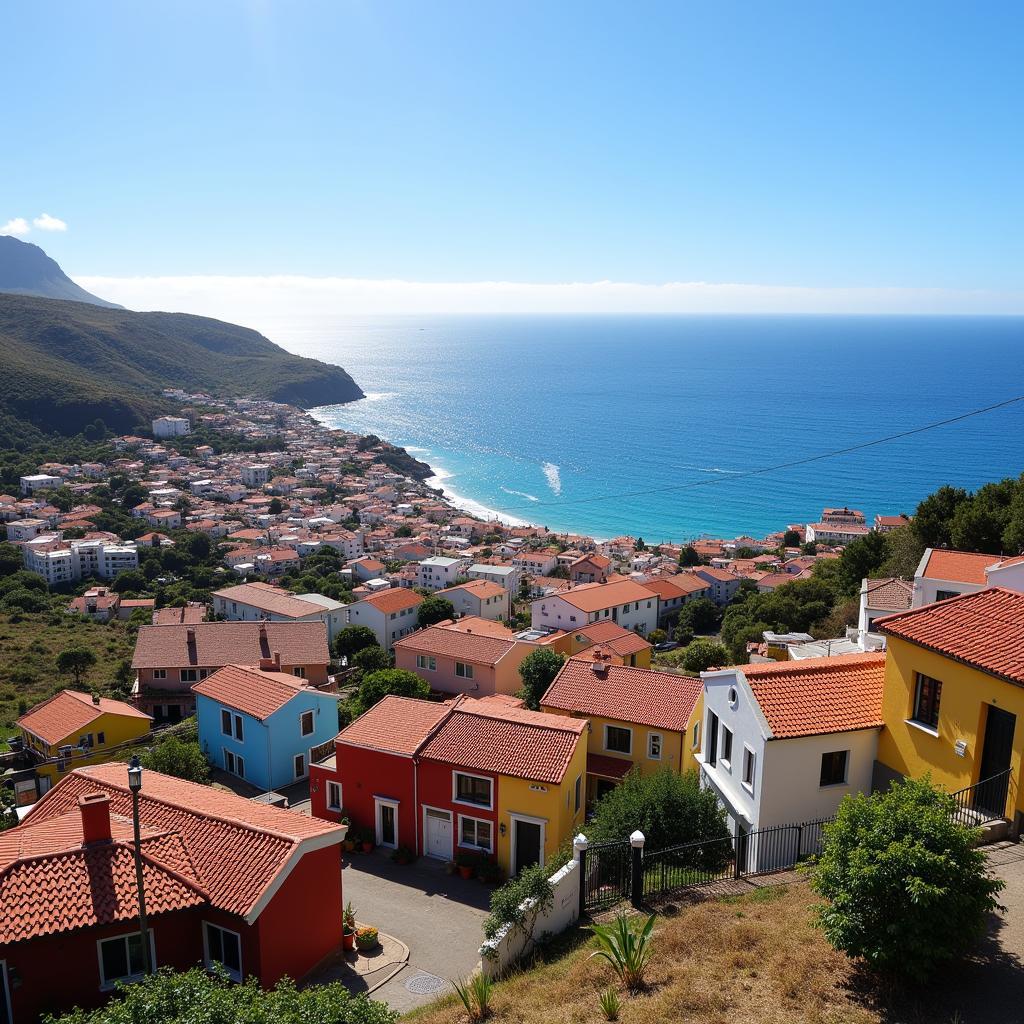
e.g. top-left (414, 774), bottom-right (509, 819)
top-left (0, 235), bottom-right (123, 307)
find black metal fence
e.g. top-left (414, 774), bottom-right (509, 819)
top-left (579, 839), bottom-right (633, 910)
top-left (950, 768), bottom-right (1013, 826)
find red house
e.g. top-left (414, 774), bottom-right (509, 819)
top-left (0, 763), bottom-right (347, 1024)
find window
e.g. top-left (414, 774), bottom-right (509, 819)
top-left (152, 669), bottom-right (167, 680)
top-left (742, 747), bottom-right (755, 789)
top-left (294, 753), bottom-right (306, 778)
top-left (459, 816), bottom-right (493, 852)
top-left (935, 589), bottom-right (959, 602)
top-left (647, 733), bottom-right (662, 760)
top-left (574, 773), bottom-right (582, 813)
top-left (605, 726), bottom-right (632, 755)
top-left (224, 749), bottom-right (245, 778)
top-left (98, 932), bottom-right (153, 988)
top-left (300, 710), bottom-right (314, 736)
top-left (233, 714), bottom-right (243, 741)
top-left (220, 709), bottom-right (232, 736)
top-left (97, 732), bottom-right (105, 745)
top-left (416, 655), bottom-right (437, 671)
top-left (691, 720), bottom-right (700, 749)
top-left (912, 673), bottom-right (942, 729)
top-left (293, 666), bottom-right (306, 678)
top-left (203, 922), bottom-right (242, 981)
top-left (454, 772), bottom-right (493, 808)
top-left (180, 669), bottom-right (198, 683)
top-left (820, 750), bottom-right (849, 787)
top-left (327, 781), bottom-right (343, 811)
top-left (721, 726), bottom-right (733, 767)
top-left (455, 662), bottom-right (474, 679)
top-left (706, 711), bottom-right (719, 765)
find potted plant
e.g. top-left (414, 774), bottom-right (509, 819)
top-left (477, 859), bottom-right (503, 886)
top-left (342, 901), bottom-right (356, 951)
top-left (360, 828), bottom-right (374, 854)
top-left (391, 844), bottom-right (415, 865)
top-left (455, 850), bottom-right (477, 880)
top-left (355, 926), bottom-right (379, 952)
top-left (341, 815), bottom-right (355, 852)
top-left (443, 859), bottom-right (457, 875)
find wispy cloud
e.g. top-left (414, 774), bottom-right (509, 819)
top-left (32, 212), bottom-right (67, 232)
top-left (0, 217), bottom-right (30, 237)
top-left (72, 273), bottom-right (1024, 320)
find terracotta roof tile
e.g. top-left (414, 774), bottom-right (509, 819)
top-left (922, 548), bottom-right (998, 585)
top-left (17, 690), bottom-right (151, 747)
top-left (876, 587), bottom-right (1024, 685)
top-left (541, 661), bottom-right (701, 733)
top-left (212, 581), bottom-right (324, 618)
top-left (132, 621), bottom-right (329, 670)
top-left (556, 580), bottom-right (657, 613)
top-left (394, 624), bottom-right (517, 664)
top-left (356, 589), bottom-right (424, 614)
top-left (863, 576), bottom-right (913, 611)
top-left (338, 695), bottom-right (453, 756)
top-left (192, 664), bottom-right (324, 721)
top-left (738, 653), bottom-right (886, 738)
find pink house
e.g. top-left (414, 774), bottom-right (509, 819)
top-left (394, 623), bottom-right (531, 697)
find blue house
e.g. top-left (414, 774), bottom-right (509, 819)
top-left (193, 662), bottom-right (339, 792)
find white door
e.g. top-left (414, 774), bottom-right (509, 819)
top-left (424, 808), bottom-right (452, 859)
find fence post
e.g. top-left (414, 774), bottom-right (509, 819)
top-left (630, 830), bottom-right (645, 908)
top-left (574, 834), bottom-right (588, 918)
top-left (795, 823), bottom-right (803, 866)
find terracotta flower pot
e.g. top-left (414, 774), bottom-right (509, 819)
top-left (343, 931), bottom-right (356, 951)
top-left (361, 841), bottom-right (374, 853)
top-left (458, 865), bottom-right (474, 880)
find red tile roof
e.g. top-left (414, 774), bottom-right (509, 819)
top-left (337, 695), bottom-right (454, 756)
top-left (213, 581), bottom-right (323, 618)
top-left (863, 576), bottom-right (913, 611)
top-left (356, 589), bottom-right (424, 614)
top-left (22, 764), bottom-right (344, 922)
top-left (876, 587), bottom-right (1024, 685)
top-left (132, 621), bottom-right (329, 670)
top-left (17, 690), bottom-right (151, 747)
top-left (556, 580), bottom-right (657, 613)
top-left (192, 664), bottom-right (325, 720)
top-left (738, 653), bottom-right (886, 738)
top-left (541, 661), bottom-right (701, 733)
top-left (586, 753), bottom-right (633, 780)
top-left (921, 548), bottom-right (997, 585)
top-left (394, 624), bottom-right (517, 664)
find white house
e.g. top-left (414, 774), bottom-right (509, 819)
top-left (345, 588), bottom-right (424, 651)
top-left (698, 653), bottom-right (885, 868)
top-left (856, 576), bottom-right (913, 647)
top-left (6, 518), bottom-right (48, 543)
top-left (212, 581), bottom-right (347, 644)
top-left (417, 556), bottom-right (470, 591)
top-left (152, 416), bottom-right (191, 439)
top-left (911, 548), bottom-right (999, 607)
top-left (19, 474), bottom-right (63, 496)
top-left (512, 552), bottom-right (558, 577)
top-left (531, 580), bottom-right (658, 636)
top-left (804, 521), bottom-right (870, 545)
top-left (437, 579), bottom-right (511, 622)
top-left (241, 464), bottom-right (272, 488)
top-left (465, 563), bottom-right (520, 593)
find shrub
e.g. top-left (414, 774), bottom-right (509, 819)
top-left (334, 625), bottom-right (380, 661)
top-left (351, 645), bottom-right (391, 674)
top-left (599, 986), bottom-right (621, 1020)
top-left (483, 863), bottom-right (554, 941)
top-left (588, 911), bottom-right (657, 992)
top-left (356, 668), bottom-right (429, 713)
top-left (812, 776), bottom-right (1004, 981)
top-left (517, 646), bottom-right (565, 709)
top-left (452, 972), bottom-right (492, 1021)
top-left (417, 595), bottom-right (456, 628)
top-left (681, 638), bottom-right (729, 673)
top-left (140, 735), bottom-right (211, 784)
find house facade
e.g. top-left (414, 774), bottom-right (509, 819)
top-left (0, 764), bottom-right (346, 1024)
top-left (212, 581), bottom-right (347, 645)
top-left (345, 588), bottom-right (423, 651)
top-left (531, 580), bottom-right (659, 636)
top-left (417, 556), bottom-right (470, 591)
top-left (311, 694), bottom-right (586, 876)
top-left (437, 579), bottom-right (511, 622)
top-left (194, 662), bottom-right (341, 790)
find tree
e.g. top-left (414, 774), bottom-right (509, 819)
top-left (356, 669), bottom-right (429, 712)
top-left (912, 484), bottom-right (969, 549)
top-left (678, 545), bottom-right (701, 567)
top-left (681, 638), bottom-right (729, 673)
top-left (587, 768), bottom-right (730, 852)
top-left (56, 646), bottom-right (97, 687)
top-left (517, 647), bottom-right (565, 709)
top-left (0, 785), bottom-right (17, 832)
top-left (119, 483), bottom-right (148, 510)
top-left (647, 628), bottom-right (667, 645)
top-left (112, 569), bottom-right (147, 594)
top-left (334, 625), bottom-right (380, 661)
top-left (877, 524), bottom-right (925, 579)
top-left (0, 542), bottom-right (24, 577)
top-left (835, 530), bottom-right (890, 596)
top-left (268, 497), bottom-right (284, 515)
top-left (42, 965), bottom-right (398, 1024)
top-left (634, 537), bottom-right (647, 552)
top-left (813, 777), bottom-right (1003, 982)
top-left (801, 541), bottom-right (818, 555)
top-left (352, 645), bottom-right (391, 674)
top-left (141, 736), bottom-right (211, 784)
top-left (417, 595), bottom-right (455, 628)
top-left (676, 597), bottom-right (721, 636)
top-left (782, 529), bottom-right (801, 547)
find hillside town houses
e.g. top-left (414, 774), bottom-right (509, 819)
top-left (4, 389), bottom-right (1024, 1022)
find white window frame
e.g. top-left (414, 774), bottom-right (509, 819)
top-left (455, 661), bottom-right (474, 680)
top-left (720, 725), bottom-right (734, 769)
top-left (819, 749), bottom-right (850, 788)
top-left (294, 752), bottom-right (306, 779)
top-left (574, 773), bottom-right (582, 814)
top-left (604, 724), bottom-right (632, 755)
top-left (233, 714), bottom-right (244, 741)
top-left (300, 709), bottom-right (315, 737)
top-left (220, 709), bottom-right (232, 737)
top-left (510, 812), bottom-right (547, 871)
top-left (691, 720), bottom-right (700, 749)
top-left (152, 668), bottom-right (167, 680)
top-left (202, 921), bottom-right (243, 982)
top-left (224, 748), bottom-right (245, 779)
top-left (647, 732), bottom-right (663, 761)
top-left (375, 797), bottom-right (400, 849)
top-left (327, 780), bottom-right (343, 811)
top-left (293, 666), bottom-right (306, 678)
top-left (416, 654), bottom-right (437, 671)
top-left (741, 745), bottom-right (756, 792)
top-left (452, 770), bottom-right (494, 810)
top-left (179, 668), bottom-right (198, 683)
top-left (457, 813), bottom-right (493, 853)
top-left (96, 930), bottom-right (156, 990)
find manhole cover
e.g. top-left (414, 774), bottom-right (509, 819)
top-left (404, 972), bottom-right (450, 995)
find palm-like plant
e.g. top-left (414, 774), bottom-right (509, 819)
top-left (451, 971), bottom-right (493, 1021)
top-left (587, 911), bottom-right (657, 992)
top-left (599, 986), bottom-right (621, 1020)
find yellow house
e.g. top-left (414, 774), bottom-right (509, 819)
top-left (540, 654), bottom-right (703, 804)
top-left (876, 587), bottom-right (1024, 824)
top-left (564, 621), bottom-right (653, 668)
top-left (17, 690), bottom-right (152, 789)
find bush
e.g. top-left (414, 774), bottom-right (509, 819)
top-left (44, 967), bottom-right (396, 1023)
top-left (681, 638), bottom-right (729, 673)
top-left (813, 776), bottom-right (1004, 981)
top-left (417, 595), bottom-right (456, 628)
top-left (484, 863), bottom-right (554, 941)
top-left (334, 625), bottom-right (380, 661)
top-left (356, 668), bottom-right (430, 712)
top-left (141, 735), bottom-right (211, 784)
top-left (517, 646), bottom-right (565, 710)
top-left (351, 645), bottom-right (391, 674)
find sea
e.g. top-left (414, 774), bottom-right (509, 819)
top-left (262, 314), bottom-right (1024, 543)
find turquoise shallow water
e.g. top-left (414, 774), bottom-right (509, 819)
top-left (267, 314), bottom-right (1024, 541)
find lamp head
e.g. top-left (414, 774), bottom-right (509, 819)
top-left (127, 755), bottom-right (143, 794)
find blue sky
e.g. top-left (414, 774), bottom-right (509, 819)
top-left (2, 1), bottom-right (1022, 313)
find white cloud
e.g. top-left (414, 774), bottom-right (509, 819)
top-left (32, 213), bottom-right (67, 231)
top-left (0, 217), bottom-right (30, 237)
top-left (72, 273), bottom-right (1024, 322)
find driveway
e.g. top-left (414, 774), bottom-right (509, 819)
top-left (341, 851), bottom-right (491, 1014)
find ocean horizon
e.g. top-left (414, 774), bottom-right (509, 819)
top-left (263, 313), bottom-right (1024, 542)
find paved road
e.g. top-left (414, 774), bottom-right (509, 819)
top-left (341, 851), bottom-right (491, 1014)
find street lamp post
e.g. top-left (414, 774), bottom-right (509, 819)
top-left (127, 756), bottom-right (152, 977)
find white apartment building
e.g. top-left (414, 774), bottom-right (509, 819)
top-left (346, 589), bottom-right (424, 651)
top-left (465, 563), bottom-right (520, 592)
top-left (22, 537), bottom-right (139, 587)
top-left (241, 464), bottom-right (272, 488)
top-left (6, 519), bottom-right (48, 543)
top-left (152, 416), bottom-right (191, 438)
top-left (417, 555), bottom-right (470, 591)
top-left (19, 474), bottom-right (63, 496)
top-left (530, 579), bottom-right (659, 635)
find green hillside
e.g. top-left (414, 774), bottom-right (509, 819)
top-left (0, 292), bottom-right (364, 441)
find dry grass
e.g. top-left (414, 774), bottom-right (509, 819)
top-left (404, 882), bottom-right (981, 1024)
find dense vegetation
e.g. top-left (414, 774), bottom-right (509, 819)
top-left (0, 291), bottom-right (363, 438)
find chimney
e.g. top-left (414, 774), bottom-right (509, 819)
top-left (79, 792), bottom-right (112, 844)
top-left (186, 627), bottom-right (196, 644)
